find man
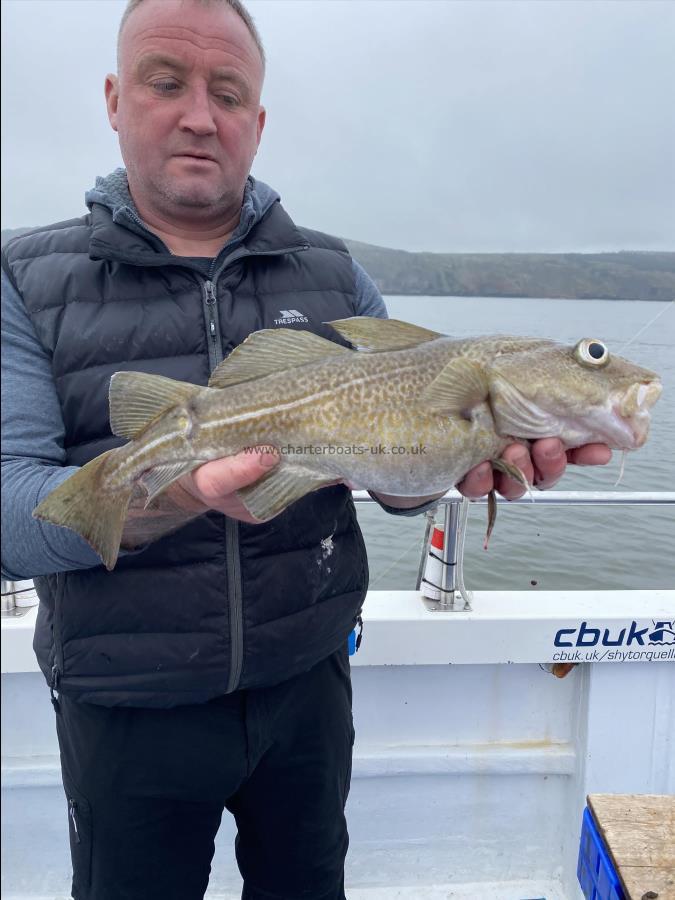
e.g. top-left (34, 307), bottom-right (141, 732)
top-left (1, 1), bottom-right (611, 898)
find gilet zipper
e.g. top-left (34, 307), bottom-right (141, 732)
top-left (198, 243), bottom-right (309, 693)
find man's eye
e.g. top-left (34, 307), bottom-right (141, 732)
top-left (152, 81), bottom-right (180, 94)
top-left (218, 94), bottom-right (239, 106)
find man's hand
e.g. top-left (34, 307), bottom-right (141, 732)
top-left (120, 448), bottom-right (280, 549)
top-left (457, 438), bottom-right (612, 500)
top-left (172, 447), bottom-right (280, 523)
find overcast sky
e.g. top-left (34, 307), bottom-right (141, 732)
top-left (2, 0), bottom-right (674, 253)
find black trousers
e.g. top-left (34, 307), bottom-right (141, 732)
top-left (54, 647), bottom-right (355, 900)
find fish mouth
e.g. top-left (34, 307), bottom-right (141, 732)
top-left (611, 379), bottom-right (662, 449)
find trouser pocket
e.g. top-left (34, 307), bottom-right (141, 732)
top-left (56, 755), bottom-right (93, 900)
top-left (62, 774), bottom-right (93, 896)
top-left (54, 700), bottom-right (94, 894)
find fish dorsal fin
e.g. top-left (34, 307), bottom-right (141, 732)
top-left (109, 372), bottom-right (201, 440)
top-left (208, 329), bottom-right (350, 389)
top-left (327, 317), bottom-right (442, 351)
top-left (419, 358), bottom-right (490, 415)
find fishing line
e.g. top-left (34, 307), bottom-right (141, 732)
top-left (369, 534), bottom-right (425, 587)
top-left (610, 300), bottom-right (672, 487)
top-left (617, 299), bottom-right (674, 354)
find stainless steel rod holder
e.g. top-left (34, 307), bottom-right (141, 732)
top-left (1, 580), bottom-right (17, 614)
top-left (439, 501), bottom-right (459, 607)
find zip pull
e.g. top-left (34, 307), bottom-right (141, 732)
top-left (204, 280), bottom-right (218, 344)
top-left (68, 799), bottom-right (81, 843)
top-left (204, 280), bottom-right (217, 305)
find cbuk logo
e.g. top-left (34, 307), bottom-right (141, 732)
top-left (554, 619), bottom-right (675, 648)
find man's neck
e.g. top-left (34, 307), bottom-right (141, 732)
top-left (132, 198), bottom-right (243, 259)
top-left (151, 225), bottom-right (234, 258)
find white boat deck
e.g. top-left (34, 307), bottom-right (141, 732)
top-left (3, 588), bottom-right (674, 899)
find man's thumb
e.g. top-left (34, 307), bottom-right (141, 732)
top-left (183, 447), bottom-right (280, 503)
top-left (256, 446), bottom-right (281, 469)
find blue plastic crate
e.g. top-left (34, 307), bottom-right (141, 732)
top-left (347, 629), bottom-right (357, 655)
top-left (577, 806), bottom-right (626, 900)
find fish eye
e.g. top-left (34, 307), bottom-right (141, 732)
top-left (575, 338), bottom-right (610, 368)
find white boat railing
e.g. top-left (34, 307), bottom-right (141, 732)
top-left (353, 490), bottom-right (675, 610)
top-left (3, 491), bottom-right (673, 617)
top-left (352, 488), bottom-right (675, 505)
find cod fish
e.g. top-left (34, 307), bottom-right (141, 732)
top-left (34, 317), bottom-right (662, 570)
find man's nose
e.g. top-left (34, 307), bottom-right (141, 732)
top-left (178, 85), bottom-right (218, 136)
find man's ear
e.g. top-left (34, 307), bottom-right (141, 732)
top-left (256, 106), bottom-right (266, 147)
top-left (105, 74), bottom-right (120, 132)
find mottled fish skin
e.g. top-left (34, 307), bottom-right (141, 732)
top-left (111, 333), bottom-right (660, 496)
top-left (33, 320), bottom-right (662, 570)
top-left (105, 337), bottom-right (524, 499)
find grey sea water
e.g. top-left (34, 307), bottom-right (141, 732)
top-left (355, 296), bottom-right (675, 591)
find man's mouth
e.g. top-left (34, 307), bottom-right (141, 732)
top-left (174, 152), bottom-right (217, 162)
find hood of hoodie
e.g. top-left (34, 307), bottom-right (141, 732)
top-left (85, 168), bottom-right (281, 253)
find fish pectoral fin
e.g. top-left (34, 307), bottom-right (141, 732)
top-left (326, 317), bottom-right (443, 351)
top-left (109, 372), bottom-right (201, 440)
top-left (236, 466), bottom-right (335, 521)
top-left (32, 449), bottom-right (131, 571)
top-left (419, 358), bottom-right (490, 415)
top-left (209, 330), bottom-right (350, 389)
top-left (141, 462), bottom-right (199, 505)
top-left (489, 375), bottom-right (555, 438)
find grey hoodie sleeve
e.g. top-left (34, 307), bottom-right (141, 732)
top-left (1, 269), bottom-right (106, 578)
top-left (352, 259), bottom-right (388, 319)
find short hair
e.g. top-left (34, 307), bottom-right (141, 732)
top-left (117, 0), bottom-right (266, 71)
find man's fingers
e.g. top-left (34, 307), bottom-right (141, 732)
top-left (531, 437), bottom-right (567, 490)
top-left (190, 447), bottom-right (279, 502)
top-left (566, 443), bottom-right (612, 466)
top-left (495, 444), bottom-right (535, 500)
top-left (458, 444), bottom-right (535, 500)
top-left (457, 461), bottom-right (493, 500)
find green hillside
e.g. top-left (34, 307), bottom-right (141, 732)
top-left (345, 241), bottom-right (675, 301)
top-left (3, 227), bottom-right (673, 300)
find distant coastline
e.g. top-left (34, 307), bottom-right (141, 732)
top-left (345, 240), bottom-right (675, 302)
top-left (3, 227), bottom-right (673, 301)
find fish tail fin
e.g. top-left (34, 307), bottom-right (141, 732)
top-left (33, 449), bottom-right (132, 571)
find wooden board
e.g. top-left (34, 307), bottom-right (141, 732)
top-left (588, 794), bottom-right (675, 900)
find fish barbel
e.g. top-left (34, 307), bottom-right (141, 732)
top-left (33, 317), bottom-right (662, 570)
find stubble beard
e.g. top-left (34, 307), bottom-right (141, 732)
top-left (155, 176), bottom-right (236, 214)
top-left (127, 157), bottom-right (243, 223)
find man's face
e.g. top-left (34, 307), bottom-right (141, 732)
top-left (106, 0), bottom-right (266, 224)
